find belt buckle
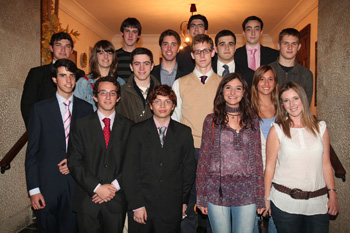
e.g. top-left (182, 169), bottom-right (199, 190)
top-left (290, 188), bottom-right (305, 199)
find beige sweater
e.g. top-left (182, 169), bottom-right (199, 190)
top-left (178, 72), bottom-right (222, 148)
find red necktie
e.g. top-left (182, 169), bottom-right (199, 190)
top-left (200, 75), bottom-right (207, 84)
top-left (102, 118), bottom-right (111, 148)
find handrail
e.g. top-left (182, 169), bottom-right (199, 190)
top-left (0, 131), bottom-right (28, 174)
top-left (330, 144), bottom-right (346, 182)
top-left (0, 131), bottom-right (346, 181)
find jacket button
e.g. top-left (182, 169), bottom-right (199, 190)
top-left (104, 164), bottom-right (108, 168)
top-left (160, 179), bottom-right (163, 183)
top-left (160, 162), bottom-right (163, 166)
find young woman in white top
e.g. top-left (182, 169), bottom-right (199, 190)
top-left (251, 65), bottom-right (278, 233)
top-left (264, 82), bottom-right (338, 233)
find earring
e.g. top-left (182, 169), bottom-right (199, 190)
top-left (285, 110), bottom-right (289, 120)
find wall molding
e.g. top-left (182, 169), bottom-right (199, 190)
top-left (60, 0), bottom-right (114, 40)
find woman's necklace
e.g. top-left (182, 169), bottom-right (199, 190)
top-left (226, 105), bottom-right (240, 119)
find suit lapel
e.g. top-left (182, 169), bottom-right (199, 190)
top-left (145, 118), bottom-right (162, 149)
top-left (50, 97), bottom-right (65, 136)
top-left (162, 119), bottom-right (177, 149)
top-left (90, 112), bottom-right (107, 149)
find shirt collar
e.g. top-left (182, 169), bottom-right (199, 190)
top-left (194, 68), bottom-right (213, 79)
top-left (56, 92), bottom-right (73, 104)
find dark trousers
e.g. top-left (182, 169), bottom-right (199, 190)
top-left (128, 210), bottom-right (181, 233)
top-left (35, 188), bottom-right (77, 233)
top-left (271, 201), bottom-right (329, 233)
top-left (181, 148), bottom-right (212, 233)
top-left (76, 204), bottom-right (125, 233)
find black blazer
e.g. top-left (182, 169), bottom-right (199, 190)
top-left (123, 118), bottom-right (195, 223)
top-left (212, 55), bottom-right (254, 88)
top-left (176, 45), bottom-right (195, 76)
top-left (21, 63), bottom-right (85, 128)
top-left (25, 96), bottom-right (93, 202)
top-left (151, 63), bottom-right (187, 84)
top-left (234, 45), bottom-right (279, 69)
top-left (68, 112), bottom-right (133, 216)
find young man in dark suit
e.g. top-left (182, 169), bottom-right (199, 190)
top-left (25, 59), bottom-right (93, 233)
top-left (123, 85), bottom-right (196, 233)
top-left (212, 30), bottom-right (255, 88)
top-left (234, 16), bottom-right (279, 71)
top-left (21, 32), bottom-right (85, 128)
top-left (151, 29), bottom-right (186, 86)
top-left (68, 76), bottom-right (133, 233)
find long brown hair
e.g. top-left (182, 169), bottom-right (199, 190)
top-left (276, 82), bottom-right (319, 138)
top-left (251, 65), bottom-right (279, 117)
top-left (214, 73), bottom-right (256, 129)
top-left (89, 40), bottom-right (118, 79)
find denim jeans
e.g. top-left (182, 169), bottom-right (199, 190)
top-left (208, 202), bottom-right (256, 233)
top-left (271, 201), bottom-right (329, 233)
top-left (253, 214), bottom-right (277, 233)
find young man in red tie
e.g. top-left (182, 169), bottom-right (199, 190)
top-left (68, 76), bottom-right (133, 233)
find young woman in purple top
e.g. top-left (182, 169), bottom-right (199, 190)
top-left (251, 65), bottom-right (279, 233)
top-left (196, 73), bottom-right (265, 233)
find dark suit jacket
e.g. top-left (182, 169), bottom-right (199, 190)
top-left (67, 112), bottom-right (133, 216)
top-left (151, 63), bottom-right (187, 84)
top-left (212, 55), bottom-right (254, 88)
top-left (176, 45), bottom-right (194, 76)
top-left (123, 118), bottom-right (196, 223)
top-left (234, 44), bottom-right (279, 69)
top-left (25, 96), bottom-right (93, 202)
top-left (21, 63), bottom-right (85, 128)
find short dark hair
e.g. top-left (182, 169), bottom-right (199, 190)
top-left (93, 76), bottom-right (121, 99)
top-left (49, 32), bottom-right (74, 49)
top-left (159, 29), bottom-right (181, 47)
top-left (120, 17), bottom-right (142, 36)
top-left (187, 14), bottom-right (208, 30)
top-left (242, 16), bottom-right (264, 31)
top-left (279, 28), bottom-right (301, 44)
top-left (130, 47), bottom-right (153, 64)
top-left (148, 85), bottom-right (177, 107)
top-left (51, 59), bottom-right (77, 78)
top-left (191, 34), bottom-right (214, 52)
top-left (215, 30), bottom-right (236, 46)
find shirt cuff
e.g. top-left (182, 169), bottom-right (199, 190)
top-left (111, 179), bottom-right (120, 191)
top-left (93, 183), bottom-right (101, 193)
top-left (133, 206), bottom-right (145, 212)
top-left (29, 188), bottom-right (40, 196)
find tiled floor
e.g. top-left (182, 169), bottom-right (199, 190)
top-left (18, 223), bottom-right (38, 233)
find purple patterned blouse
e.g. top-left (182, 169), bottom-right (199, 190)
top-left (196, 113), bottom-right (265, 209)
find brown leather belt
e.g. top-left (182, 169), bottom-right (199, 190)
top-left (273, 183), bottom-right (327, 200)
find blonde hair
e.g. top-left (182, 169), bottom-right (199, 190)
top-left (276, 82), bottom-right (319, 138)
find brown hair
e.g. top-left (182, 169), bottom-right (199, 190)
top-left (190, 34), bottom-right (214, 52)
top-left (276, 82), bottom-right (319, 138)
top-left (90, 40), bottom-right (118, 79)
top-left (214, 73), bottom-right (256, 129)
top-left (251, 65), bottom-right (279, 117)
top-left (147, 85), bottom-right (177, 107)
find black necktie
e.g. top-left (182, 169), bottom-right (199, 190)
top-left (222, 64), bottom-right (229, 77)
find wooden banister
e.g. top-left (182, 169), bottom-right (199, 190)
top-left (0, 131), bottom-right (28, 174)
top-left (330, 144), bottom-right (346, 182)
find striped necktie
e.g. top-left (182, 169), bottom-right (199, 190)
top-left (63, 100), bottom-right (71, 151)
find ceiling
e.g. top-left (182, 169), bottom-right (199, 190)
top-left (74, 0), bottom-right (305, 36)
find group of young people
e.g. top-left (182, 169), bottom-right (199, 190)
top-left (21, 13), bottom-right (338, 233)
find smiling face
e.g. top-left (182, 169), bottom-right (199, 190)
top-left (191, 42), bottom-right (215, 71)
top-left (150, 95), bottom-right (175, 121)
top-left (243, 20), bottom-right (263, 46)
top-left (52, 66), bottom-right (76, 99)
top-left (281, 88), bottom-right (303, 119)
top-left (257, 70), bottom-right (276, 96)
top-left (130, 54), bottom-right (154, 82)
top-left (223, 78), bottom-right (244, 108)
top-left (278, 35), bottom-right (301, 61)
top-left (93, 81), bottom-right (120, 116)
top-left (50, 39), bottom-right (73, 61)
top-left (215, 35), bottom-right (236, 63)
top-left (122, 26), bottom-right (139, 47)
top-left (160, 35), bottom-right (179, 62)
top-left (97, 48), bottom-right (113, 69)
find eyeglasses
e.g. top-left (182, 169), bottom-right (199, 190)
top-left (153, 100), bottom-right (173, 105)
top-left (190, 24), bottom-right (204, 29)
top-left (193, 49), bottom-right (212, 55)
top-left (98, 90), bottom-right (117, 96)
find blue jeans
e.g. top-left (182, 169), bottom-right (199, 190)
top-left (271, 201), bottom-right (329, 233)
top-left (208, 202), bottom-right (256, 233)
top-left (253, 214), bottom-right (277, 233)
